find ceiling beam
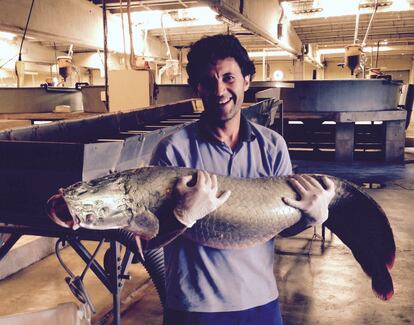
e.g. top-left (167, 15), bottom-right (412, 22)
top-left (204, 0), bottom-right (302, 56)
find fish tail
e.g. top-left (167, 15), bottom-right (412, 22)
top-left (372, 266), bottom-right (394, 301)
top-left (325, 178), bottom-right (396, 300)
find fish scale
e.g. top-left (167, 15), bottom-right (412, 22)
top-left (47, 166), bottom-right (396, 301)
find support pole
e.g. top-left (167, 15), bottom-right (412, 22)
top-left (102, 0), bottom-right (110, 112)
top-left (110, 240), bottom-right (122, 325)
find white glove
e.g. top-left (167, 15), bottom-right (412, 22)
top-left (174, 171), bottom-right (231, 228)
top-left (283, 175), bottom-right (335, 226)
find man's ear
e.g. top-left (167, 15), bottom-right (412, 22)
top-left (243, 75), bottom-right (251, 91)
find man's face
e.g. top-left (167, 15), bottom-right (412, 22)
top-left (197, 57), bottom-right (250, 124)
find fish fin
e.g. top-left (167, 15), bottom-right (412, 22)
top-left (125, 209), bottom-right (159, 240)
top-left (386, 255), bottom-right (395, 270)
top-left (325, 178), bottom-right (396, 300)
top-left (372, 265), bottom-right (394, 301)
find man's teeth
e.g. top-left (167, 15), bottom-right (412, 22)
top-left (219, 98), bottom-right (232, 104)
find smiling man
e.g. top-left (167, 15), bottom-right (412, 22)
top-left (150, 34), bottom-right (334, 325)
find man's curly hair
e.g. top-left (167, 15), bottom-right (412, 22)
top-left (186, 34), bottom-right (255, 90)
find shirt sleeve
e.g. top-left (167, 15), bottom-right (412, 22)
top-left (273, 135), bottom-right (293, 176)
top-left (150, 138), bottom-right (176, 167)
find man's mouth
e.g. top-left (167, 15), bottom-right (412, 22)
top-left (218, 96), bottom-right (232, 105)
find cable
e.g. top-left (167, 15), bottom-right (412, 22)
top-left (0, 54), bottom-right (19, 70)
top-left (55, 239), bottom-right (75, 277)
top-left (161, 13), bottom-right (172, 60)
top-left (18, 0), bottom-right (36, 61)
top-left (127, 0), bottom-right (139, 70)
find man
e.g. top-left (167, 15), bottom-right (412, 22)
top-left (150, 34), bottom-right (335, 325)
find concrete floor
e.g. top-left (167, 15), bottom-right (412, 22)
top-left (0, 150), bottom-right (413, 325)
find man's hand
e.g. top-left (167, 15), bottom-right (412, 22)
top-left (282, 175), bottom-right (335, 226)
top-left (174, 171), bottom-right (231, 228)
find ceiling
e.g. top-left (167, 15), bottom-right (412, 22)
top-left (90, 0), bottom-right (203, 12)
top-left (89, 0), bottom-right (280, 52)
top-left (88, 0), bottom-right (414, 61)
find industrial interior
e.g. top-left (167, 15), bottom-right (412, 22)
top-left (0, 0), bottom-right (413, 324)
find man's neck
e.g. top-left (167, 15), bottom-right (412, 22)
top-left (209, 113), bottom-right (241, 150)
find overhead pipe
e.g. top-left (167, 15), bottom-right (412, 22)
top-left (119, 0), bottom-right (129, 69)
top-left (102, 0), bottom-right (109, 111)
top-left (304, 55), bottom-right (324, 69)
top-left (127, 0), bottom-right (139, 69)
top-left (353, 0), bottom-right (363, 44)
top-left (262, 49), bottom-right (266, 81)
top-left (211, 1), bottom-right (301, 58)
top-left (361, 0), bottom-right (379, 47)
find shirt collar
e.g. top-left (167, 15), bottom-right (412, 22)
top-left (197, 111), bottom-right (256, 143)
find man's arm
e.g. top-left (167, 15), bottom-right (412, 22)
top-left (144, 141), bottom-right (230, 249)
top-left (144, 170), bottom-right (231, 249)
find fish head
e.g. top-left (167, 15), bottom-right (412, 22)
top-left (47, 173), bottom-right (159, 240)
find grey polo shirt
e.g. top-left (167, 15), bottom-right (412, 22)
top-left (150, 113), bottom-right (292, 312)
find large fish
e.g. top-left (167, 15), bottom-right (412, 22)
top-left (47, 166), bottom-right (395, 300)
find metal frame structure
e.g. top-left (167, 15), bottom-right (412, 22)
top-left (0, 224), bottom-right (134, 325)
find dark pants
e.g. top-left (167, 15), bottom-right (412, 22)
top-left (164, 299), bottom-right (283, 325)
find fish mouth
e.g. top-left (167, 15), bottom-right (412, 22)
top-left (47, 190), bottom-right (80, 230)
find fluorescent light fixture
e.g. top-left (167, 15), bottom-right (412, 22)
top-left (319, 46), bottom-right (397, 55)
top-left (319, 48), bottom-right (346, 55)
top-left (0, 31), bottom-right (16, 40)
top-left (318, 0), bottom-right (360, 17)
top-left (282, 0), bottom-right (411, 20)
top-left (248, 50), bottom-right (293, 58)
top-left (282, 0), bottom-right (359, 19)
top-left (128, 7), bottom-right (220, 30)
top-left (364, 46), bottom-right (393, 52)
top-left (390, 0), bottom-right (410, 11)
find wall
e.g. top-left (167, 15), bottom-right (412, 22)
top-left (324, 55), bottom-right (413, 81)
top-left (252, 60), bottom-right (317, 81)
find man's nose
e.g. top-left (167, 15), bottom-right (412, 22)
top-left (214, 80), bottom-right (226, 96)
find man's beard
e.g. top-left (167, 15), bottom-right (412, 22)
top-left (203, 94), bottom-right (240, 124)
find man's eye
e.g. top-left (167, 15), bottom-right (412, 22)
top-left (223, 75), bottom-right (235, 83)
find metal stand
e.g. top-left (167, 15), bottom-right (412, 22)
top-left (0, 226), bottom-right (134, 325)
top-left (65, 237), bottom-right (133, 325)
top-left (275, 224), bottom-right (331, 257)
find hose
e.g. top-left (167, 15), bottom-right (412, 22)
top-left (112, 229), bottom-right (166, 307)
